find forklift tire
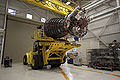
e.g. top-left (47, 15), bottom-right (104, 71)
top-left (32, 55), bottom-right (39, 70)
top-left (51, 64), bottom-right (61, 68)
top-left (37, 46), bottom-right (43, 69)
top-left (39, 55), bottom-right (43, 69)
top-left (56, 64), bottom-right (61, 67)
top-left (23, 55), bottom-right (27, 65)
top-left (63, 55), bottom-right (66, 64)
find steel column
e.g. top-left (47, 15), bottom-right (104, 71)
top-left (0, 0), bottom-right (8, 64)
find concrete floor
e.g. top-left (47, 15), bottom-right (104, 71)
top-left (0, 63), bottom-right (120, 80)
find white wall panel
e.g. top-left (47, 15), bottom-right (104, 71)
top-left (100, 33), bottom-right (120, 43)
top-left (4, 17), bottom-right (38, 63)
top-left (81, 0), bottom-right (120, 64)
top-left (88, 17), bottom-right (110, 30)
top-left (102, 24), bottom-right (120, 35)
top-left (75, 38), bottom-right (99, 64)
top-left (0, 15), bottom-right (4, 28)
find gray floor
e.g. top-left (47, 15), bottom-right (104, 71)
top-left (0, 63), bottom-right (120, 80)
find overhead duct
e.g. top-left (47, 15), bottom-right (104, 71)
top-left (83, 0), bottom-right (106, 10)
top-left (90, 6), bottom-right (120, 19)
top-left (78, 0), bottom-right (107, 16)
top-left (83, 0), bottom-right (101, 9)
top-left (86, 0), bottom-right (106, 10)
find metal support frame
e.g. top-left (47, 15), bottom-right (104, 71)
top-left (98, 13), bottom-right (114, 36)
top-left (88, 12), bottom-right (118, 47)
top-left (85, 0), bottom-right (106, 10)
top-left (90, 21), bottom-right (120, 31)
top-left (23, 0), bottom-right (73, 15)
top-left (83, 31), bottom-right (120, 40)
top-left (0, 0), bottom-right (8, 64)
top-left (84, 21), bottom-right (120, 40)
top-left (85, 0), bottom-right (120, 47)
top-left (26, 33), bottom-right (81, 66)
top-left (88, 30), bottom-right (108, 47)
top-left (19, 0), bottom-right (60, 21)
top-left (83, 0), bottom-right (101, 9)
top-left (90, 6), bottom-right (120, 20)
top-left (116, 0), bottom-right (120, 7)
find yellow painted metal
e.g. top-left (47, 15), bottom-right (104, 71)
top-left (23, 58), bottom-right (25, 63)
top-left (26, 28), bottom-right (81, 66)
top-left (36, 29), bottom-right (80, 65)
top-left (23, 0), bottom-right (74, 15)
top-left (26, 51), bottom-right (38, 65)
top-left (48, 57), bottom-right (61, 60)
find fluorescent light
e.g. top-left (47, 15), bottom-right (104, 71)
top-left (26, 13), bottom-right (32, 19)
top-left (41, 18), bottom-right (46, 23)
top-left (66, 2), bottom-right (70, 5)
top-left (8, 8), bottom-right (16, 15)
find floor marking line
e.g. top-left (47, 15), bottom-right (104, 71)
top-left (104, 73), bottom-right (120, 77)
top-left (63, 66), bottom-right (120, 78)
top-left (59, 67), bottom-right (70, 80)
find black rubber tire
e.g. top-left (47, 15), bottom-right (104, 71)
top-left (32, 42), bottom-right (43, 70)
top-left (32, 55), bottom-right (39, 70)
top-left (62, 55), bottom-right (66, 64)
top-left (39, 55), bottom-right (43, 69)
top-left (37, 45), bottom-right (43, 69)
top-left (51, 64), bottom-right (61, 68)
top-left (56, 64), bottom-right (61, 67)
top-left (23, 55), bottom-right (27, 65)
top-left (32, 55), bottom-right (43, 70)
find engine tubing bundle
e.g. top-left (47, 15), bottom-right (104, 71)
top-left (44, 18), bottom-right (68, 39)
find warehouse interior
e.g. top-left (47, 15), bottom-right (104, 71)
top-left (0, 0), bottom-right (120, 80)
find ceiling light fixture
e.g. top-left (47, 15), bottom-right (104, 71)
top-left (66, 2), bottom-right (71, 5)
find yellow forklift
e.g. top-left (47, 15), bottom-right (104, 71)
top-left (23, 7), bottom-right (89, 70)
top-left (23, 25), bottom-right (81, 69)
